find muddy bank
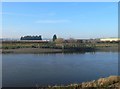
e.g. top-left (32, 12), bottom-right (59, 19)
top-left (1, 47), bottom-right (95, 54)
top-left (1, 46), bottom-right (118, 54)
top-left (1, 48), bottom-right (63, 54)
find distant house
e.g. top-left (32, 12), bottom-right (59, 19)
top-left (100, 38), bottom-right (120, 42)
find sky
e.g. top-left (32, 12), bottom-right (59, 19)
top-left (1, 0), bottom-right (120, 2)
top-left (2, 2), bottom-right (118, 39)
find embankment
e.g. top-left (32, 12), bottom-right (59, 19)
top-left (47, 76), bottom-right (120, 89)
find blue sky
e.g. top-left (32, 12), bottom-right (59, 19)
top-left (2, 2), bottom-right (118, 39)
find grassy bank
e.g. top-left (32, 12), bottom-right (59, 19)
top-left (36, 76), bottom-right (119, 89)
top-left (1, 41), bottom-right (95, 53)
top-left (1, 41), bottom-right (119, 53)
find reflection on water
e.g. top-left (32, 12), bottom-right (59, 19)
top-left (2, 52), bottom-right (118, 87)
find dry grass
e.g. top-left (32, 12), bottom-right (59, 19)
top-left (40, 76), bottom-right (120, 89)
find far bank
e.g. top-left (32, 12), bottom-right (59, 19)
top-left (1, 46), bottom-right (119, 54)
top-left (1, 40), bottom-right (119, 54)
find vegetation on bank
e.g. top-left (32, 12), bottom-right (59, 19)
top-left (1, 34), bottom-right (119, 52)
top-left (1, 40), bottom-right (118, 49)
top-left (35, 76), bottom-right (120, 89)
top-left (1, 42), bottom-right (96, 53)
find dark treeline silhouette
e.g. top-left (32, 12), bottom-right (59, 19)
top-left (20, 35), bottom-right (42, 40)
top-left (53, 34), bottom-right (57, 41)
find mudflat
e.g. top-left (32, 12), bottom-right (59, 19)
top-left (2, 48), bottom-right (63, 54)
top-left (1, 46), bottom-right (118, 54)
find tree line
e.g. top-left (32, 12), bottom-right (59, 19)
top-left (20, 34), bottom-right (57, 41)
top-left (20, 35), bottom-right (42, 40)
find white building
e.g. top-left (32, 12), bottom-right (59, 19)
top-left (100, 38), bottom-right (120, 42)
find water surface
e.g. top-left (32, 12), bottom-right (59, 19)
top-left (2, 52), bottom-right (118, 87)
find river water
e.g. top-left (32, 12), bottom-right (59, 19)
top-left (2, 52), bottom-right (118, 87)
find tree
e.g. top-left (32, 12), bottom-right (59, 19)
top-left (53, 34), bottom-right (57, 41)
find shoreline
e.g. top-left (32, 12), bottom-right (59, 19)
top-left (47, 76), bottom-right (120, 89)
top-left (2, 76), bottom-right (119, 89)
top-left (1, 46), bottom-right (118, 54)
top-left (1, 48), bottom-right (62, 54)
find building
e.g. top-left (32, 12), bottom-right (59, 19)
top-left (100, 38), bottom-right (120, 42)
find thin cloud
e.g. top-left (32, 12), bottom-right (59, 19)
top-left (36, 20), bottom-right (71, 24)
top-left (1, 12), bottom-right (37, 17)
top-left (1, 12), bottom-right (57, 17)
